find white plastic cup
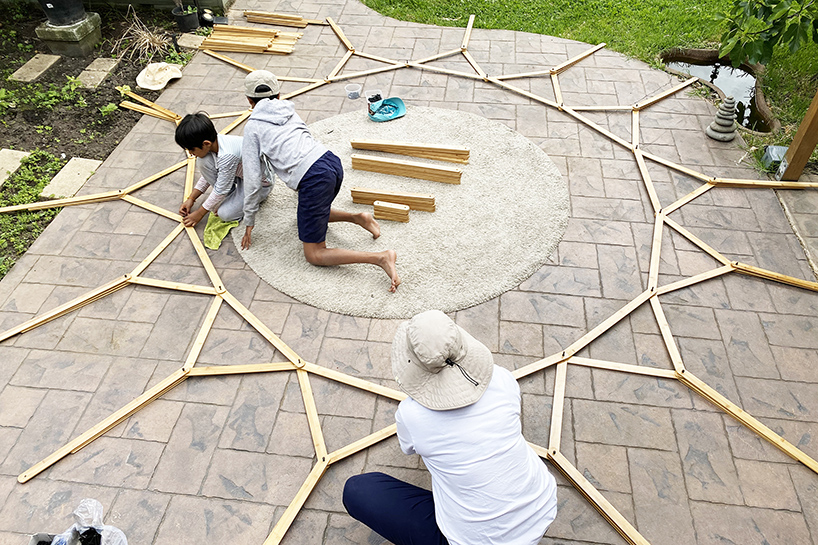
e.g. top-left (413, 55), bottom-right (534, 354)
top-left (345, 84), bottom-right (362, 99)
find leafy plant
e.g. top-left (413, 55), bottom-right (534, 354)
top-left (99, 102), bottom-right (119, 116)
top-left (0, 151), bottom-right (64, 280)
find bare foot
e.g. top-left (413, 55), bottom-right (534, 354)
top-left (379, 249), bottom-right (400, 292)
top-left (356, 212), bottom-right (381, 239)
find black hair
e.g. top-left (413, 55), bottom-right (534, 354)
top-left (175, 112), bottom-right (218, 151)
top-left (247, 85), bottom-right (280, 106)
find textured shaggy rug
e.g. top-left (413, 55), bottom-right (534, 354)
top-left (234, 106), bottom-right (568, 319)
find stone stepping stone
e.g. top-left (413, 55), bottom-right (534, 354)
top-left (0, 149), bottom-right (31, 190)
top-left (41, 157), bottom-right (103, 198)
top-left (77, 57), bottom-right (120, 89)
top-left (10, 54), bottom-right (61, 83)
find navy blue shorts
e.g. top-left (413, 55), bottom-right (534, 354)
top-left (297, 151), bottom-right (343, 243)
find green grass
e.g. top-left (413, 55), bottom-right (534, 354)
top-left (363, 0), bottom-right (817, 163)
top-left (0, 152), bottom-right (64, 280)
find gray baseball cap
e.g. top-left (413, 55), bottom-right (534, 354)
top-left (245, 70), bottom-right (281, 98)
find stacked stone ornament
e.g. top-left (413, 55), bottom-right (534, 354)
top-left (706, 96), bottom-right (738, 141)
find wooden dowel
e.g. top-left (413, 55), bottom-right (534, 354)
top-left (182, 295), bottom-right (223, 371)
top-left (326, 17), bottom-right (354, 51)
top-left (655, 264), bottom-right (734, 295)
top-left (549, 361), bottom-right (568, 451)
top-left (633, 149), bottom-right (661, 213)
top-left (18, 368), bottom-right (188, 483)
top-left (733, 261), bottom-right (818, 292)
top-left (328, 424), bottom-right (398, 464)
top-left (121, 194), bottom-right (182, 222)
top-left (263, 460), bottom-right (329, 545)
top-left (187, 362), bottom-right (296, 376)
top-left (122, 160), bottom-right (187, 194)
top-left (552, 42), bottom-right (607, 75)
top-left (569, 356), bottom-right (677, 379)
top-left (461, 14), bottom-right (476, 50)
top-left (302, 362), bottom-right (406, 401)
top-left (678, 369), bottom-right (818, 474)
top-left (0, 276), bottom-right (130, 343)
top-left (663, 216), bottom-right (731, 265)
top-left (649, 296), bottom-right (685, 374)
top-left (633, 77), bottom-right (697, 111)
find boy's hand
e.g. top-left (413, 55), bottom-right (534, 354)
top-left (182, 207), bottom-right (207, 227)
top-left (241, 225), bottom-right (253, 249)
top-left (179, 198), bottom-right (195, 217)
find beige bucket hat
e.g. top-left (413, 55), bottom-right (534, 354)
top-left (245, 70), bottom-right (281, 98)
top-left (136, 62), bottom-right (182, 90)
top-left (392, 310), bottom-right (494, 410)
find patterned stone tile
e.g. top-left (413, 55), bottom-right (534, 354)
top-left (572, 399), bottom-right (675, 450)
top-left (690, 501), bottom-right (811, 545)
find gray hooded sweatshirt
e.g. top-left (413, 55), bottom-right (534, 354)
top-left (242, 98), bottom-right (328, 227)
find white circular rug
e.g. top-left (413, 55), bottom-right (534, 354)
top-left (234, 106), bottom-right (568, 319)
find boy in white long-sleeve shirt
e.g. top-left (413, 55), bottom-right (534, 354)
top-left (174, 113), bottom-right (271, 227)
top-left (241, 70), bottom-right (400, 293)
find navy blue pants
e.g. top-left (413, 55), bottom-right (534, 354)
top-left (343, 472), bottom-right (449, 545)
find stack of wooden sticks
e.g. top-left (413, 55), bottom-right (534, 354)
top-left (243, 10), bottom-right (327, 27)
top-left (199, 25), bottom-right (302, 54)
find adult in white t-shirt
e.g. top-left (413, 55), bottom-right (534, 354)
top-left (343, 309), bottom-right (558, 545)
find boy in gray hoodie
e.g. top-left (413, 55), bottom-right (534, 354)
top-left (241, 70), bottom-right (400, 293)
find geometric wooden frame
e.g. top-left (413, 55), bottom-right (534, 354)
top-left (2, 14), bottom-right (818, 545)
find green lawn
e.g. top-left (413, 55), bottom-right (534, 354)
top-left (364, 0), bottom-right (817, 159)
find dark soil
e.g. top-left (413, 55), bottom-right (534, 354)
top-left (0, 4), bottom-right (174, 161)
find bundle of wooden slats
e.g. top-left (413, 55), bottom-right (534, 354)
top-left (351, 187), bottom-right (436, 212)
top-left (373, 201), bottom-right (410, 222)
top-left (118, 88), bottom-right (181, 123)
top-left (199, 24), bottom-right (302, 54)
top-left (243, 10), bottom-right (327, 27)
top-left (351, 140), bottom-right (470, 164)
top-left (351, 154), bottom-right (462, 184)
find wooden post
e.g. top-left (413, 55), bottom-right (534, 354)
top-left (779, 87), bottom-right (818, 181)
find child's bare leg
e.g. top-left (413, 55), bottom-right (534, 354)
top-left (328, 208), bottom-right (380, 239)
top-left (303, 242), bottom-right (400, 292)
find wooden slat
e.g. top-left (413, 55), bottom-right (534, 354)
top-left (0, 276), bottom-right (130, 343)
top-left (569, 357), bottom-right (677, 379)
top-left (541, 448), bottom-right (651, 545)
top-left (350, 140), bottom-right (469, 159)
top-left (461, 14), bottom-right (476, 50)
top-left (633, 77), bottom-right (697, 111)
top-left (281, 81), bottom-right (328, 100)
top-left (406, 62), bottom-right (486, 81)
top-left (263, 460), bottom-right (329, 545)
top-left (129, 276), bottom-right (218, 295)
top-left (122, 160), bottom-right (187, 194)
top-left (633, 149), bottom-right (661, 213)
top-left (129, 223), bottom-right (185, 277)
top-left (648, 212), bottom-right (665, 290)
top-left (561, 105), bottom-right (633, 150)
top-left (568, 105), bottom-right (635, 111)
top-left (184, 156), bottom-right (196, 200)
top-left (411, 48), bottom-right (462, 65)
top-left (121, 194), bottom-right (182, 222)
top-left (351, 187), bottom-right (435, 211)
top-left (354, 51), bottom-right (404, 66)
top-left (655, 264), bottom-right (734, 296)
top-left (664, 182), bottom-right (715, 215)
top-left (18, 368), bottom-right (188, 483)
top-left (328, 424), bottom-right (398, 463)
top-left (374, 201), bottom-right (410, 222)
top-left (511, 352), bottom-right (565, 380)
top-left (0, 190), bottom-right (122, 214)
top-left (549, 361), bottom-right (568, 451)
top-left (631, 109), bottom-right (639, 148)
top-left (188, 362), bottom-right (296, 376)
top-left (649, 296), bottom-right (685, 373)
top-left (182, 295), bottom-right (223, 371)
top-left (220, 109), bottom-right (252, 135)
top-left (297, 369), bottom-right (327, 459)
top-left (119, 101), bottom-right (177, 121)
top-left (120, 90), bottom-right (180, 120)
top-left (327, 49), bottom-right (353, 79)
top-left (733, 261), bottom-right (818, 292)
top-left (208, 109), bottom-right (254, 119)
top-left (551, 72), bottom-right (563, 107)
top-left (711, 178), bottom-right (818, 189)
top-left (552, 42), bottom-right (607, 75)
top-left (202, 49), bottom-right (256, 72)
top-left (640, 149), bottom-right (714, 183)
top-left (221, 291), bottom-right (304, 366)
top-left (301, 362), bottom-right (406, 401)
top-left (462, 49), bottom-right (486, 79)
top-left (351, 154), bottom-right (461, 184)
top-left (325, 63), bottom-right (405, 83)
top-left (678, 369), bottom-right (818, 473)
top-left (664, 216), bottom-right (731, 265)
top-left (326, 17), bottom-right (354, 51)
top-left (494, 68), bottom-right (554, 81)
top-left (184, 225), bottom-right (225, 291)
top-left (487, 78), bottom-right (560, 108)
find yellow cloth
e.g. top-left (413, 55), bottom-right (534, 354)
top-left (203, 213), bottom-right (239, 250)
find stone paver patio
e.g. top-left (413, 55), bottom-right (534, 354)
top-left (1, 1), bottom-right (818, 544)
